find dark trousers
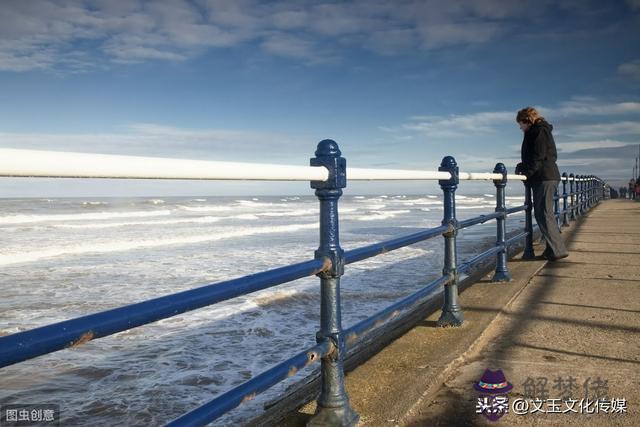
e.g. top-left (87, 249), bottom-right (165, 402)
top-left (532, 180), bottom-right (568, 257)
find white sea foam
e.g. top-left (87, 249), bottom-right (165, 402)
top-left (398, 198), bottom-right (442, 206)
top-left (232, 214), bottom-right (260, 220)
top-left (82, 201), bottom-right (109, 207)
top-left (258, 209), bottom-right (316, 217)
top-left (179, 205), bottom-right (233, 212)
top-left (457, 197), bottom-right (487, 204)
top-left (0, 222), bottom-right (319, 266)
top-left (235, 200), bottom-right (287, 208)
top-left (352, 209), bottom-right (411, 221)
top-left (364, 204), bottom-right (387, 210)
top-left (0, 210), bottom-right (172, 225)
top-left (146, 199), bottom-right (165, 205)
top-left (53, 216), bottom-right (222, 229)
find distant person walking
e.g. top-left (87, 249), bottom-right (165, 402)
top-left (515, 107), bottom-right (569, 261)
top-left (619, 186), bottom-right (627, 199)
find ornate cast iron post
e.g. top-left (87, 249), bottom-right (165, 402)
top-left (437, 156), bottom-right (463, 327)
top-left (492, 163), bottom-right (511, 282)
top-left (569, 173), bottom-right (576, 221)
top-left (579, 175), bottom-right (585, 215)
top-left (576, 175), bottom-right (582, 217)
top-left (309, 140), bottom-right (359, 427)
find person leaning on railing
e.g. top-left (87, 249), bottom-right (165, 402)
top-left (515, 107), bottom-right (569, 261)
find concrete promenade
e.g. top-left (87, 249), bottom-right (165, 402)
top-left (282, 199), bottom-right (639, 426)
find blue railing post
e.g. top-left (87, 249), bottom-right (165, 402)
top-left (575, 176), bottom-right (582, 217)
top-left (436, 156), bottom-right (463, 327)
top-left (569, 173), bottom-right (576, 221)
top-left (579, 176), bottom-right (586, 215)
top-left (522, 183), bottom-right (536, 259)
top-left (585, 176), bottom-right (589, 212)
top-left (586, 176), bottom-right (590, 209)
top-left (561, 173), bottom-right (569, 227)
top-left (308, 139), bottom-right (359, 427)
top-left (491, 163), bottom-right (511, 282)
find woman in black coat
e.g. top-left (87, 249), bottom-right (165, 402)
top-left (515, 107), bottom-right (568, 261)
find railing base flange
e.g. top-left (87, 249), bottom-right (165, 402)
top-left (307, 405), bottom-right (359, 427)
top-left (491, 271), bottom-right (512, 283)
top-left (436, 310), bottom-right (464, 327)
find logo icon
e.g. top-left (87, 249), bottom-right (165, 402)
top-left (474, 368), bottom-right (513, 421)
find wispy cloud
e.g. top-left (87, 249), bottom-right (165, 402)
top-left (0, 123), bottom-right (308, 162)
top-left (617, 59), bottom-right (640, 81)
top-left (2, 0), bottom-right (620, 71)
top-left (401, 111), bottom-right (514, 138)
top-left (556, 140), bottom-right (631, 153)
top-left (385, 96), bottom-right (640, 178)
top-left (544, 97), bottom-right (640, 116)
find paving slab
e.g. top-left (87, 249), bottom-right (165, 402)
top-left (403, 199), bottom-right (639, 426)
top-left (276, 200), bottom-right (639, 427)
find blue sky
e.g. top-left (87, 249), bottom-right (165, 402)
top-left (1, 0), bottom-right (639, 196)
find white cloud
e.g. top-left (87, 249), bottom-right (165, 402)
top-left (0, 0), bottom-right (569, 71)
top-left (402, 111), bottom-right (514, 138)
top-left (564, 121), bottom-right (640, 139)
top-left (0, 123), bottom-right (308, 162)
top-left (556, 140), bottom-right (630, 153)
top-left (548, 98), bottom-right (640, 116)
top-left (617, 59), bottom-right (640, 81)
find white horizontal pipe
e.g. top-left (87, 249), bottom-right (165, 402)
top-left (347, 168), bottom-right (452, 180)
top-left (0, 148), bottom-right (329, 181)
top-left (0, 147), bottom-right (529, 182)
top-left (507, 174), bottom-right (528, 181)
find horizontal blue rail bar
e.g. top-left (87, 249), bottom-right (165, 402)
top-left (344, 275), bottom-right (449, 346)
top-left (167, 340), bottom-right (332, 427)
top-left (505, 205), bottom-right (526, 215)
top-left (458, 245), bottom-right (504, 274)
top-left (0, 258), bottom-right (328, 368)
top-left (457, 211), bottom-right (502, 229)
top-left (344, 224), bottom-right (449, 264)
top-left (505, 231), bottom-right (528, 245)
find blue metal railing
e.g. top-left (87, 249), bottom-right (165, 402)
top-left (0, 140), bottom-right (608, 426)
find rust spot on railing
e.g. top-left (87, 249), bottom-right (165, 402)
top-left (345, 332), bottom-right (358, 346)
top-left (242, 393), bottom-right (256, 403)
top-left (313, 257), bottom-right (332, 275)
top-left (305, 350), bottom-right (320, 367)
top-left (68, 331), bottom-right (94, 348)
top-left (288, 366), bottom-right (298, 377)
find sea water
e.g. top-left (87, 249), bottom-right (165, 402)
top-left (0, 192), bottom-right (526, 425)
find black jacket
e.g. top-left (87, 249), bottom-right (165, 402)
top-left (518, 120), bottom-right (560, 183)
